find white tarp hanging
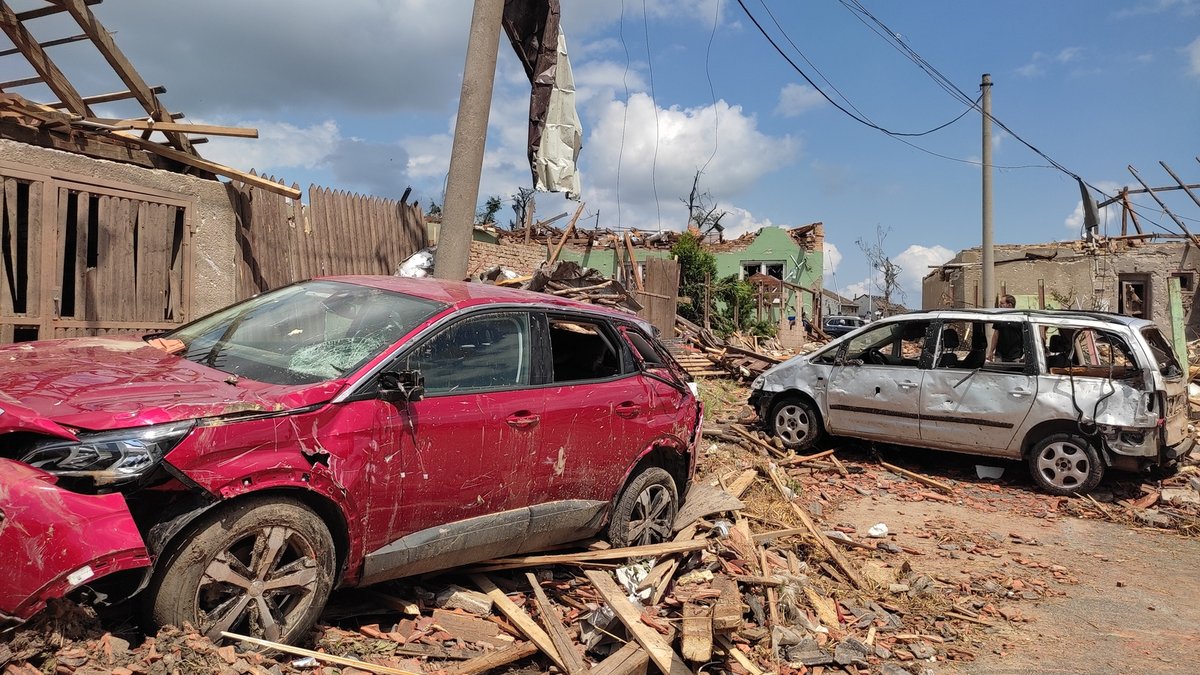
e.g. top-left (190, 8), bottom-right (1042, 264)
top-left (534, 32), bottom-right (582, 199)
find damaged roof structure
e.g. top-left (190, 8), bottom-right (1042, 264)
top-left (0, 0), bottom-right (428, 343)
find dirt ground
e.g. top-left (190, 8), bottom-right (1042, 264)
top-left (837, 491), bottom-right (1200, 674)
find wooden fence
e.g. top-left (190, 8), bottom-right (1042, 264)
top-left (229, 174), bottom-right (428, 300)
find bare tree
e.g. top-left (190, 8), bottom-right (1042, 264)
top-left (509, 187), bottom-right (535, 231)
top-left (855, 226), bottom-right (904, 317)
top-left (682, 170), bottom-right (727, 240)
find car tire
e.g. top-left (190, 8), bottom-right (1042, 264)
top-left (146, 497), bottom-right (336, 645)
top-left (769, 396), bottom-right (823, 451)
top-left (1028, 433), bottom-right (1104, 496)
top-left (607, 467), bottom-right (679, 548)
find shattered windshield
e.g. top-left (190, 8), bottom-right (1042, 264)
top-left (163, 281), bottom-right (444, 385)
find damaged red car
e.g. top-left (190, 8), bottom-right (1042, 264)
top-left (0, 277), bottom-right (702, 644)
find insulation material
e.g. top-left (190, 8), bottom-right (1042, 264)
top-left (502, 0), bottom-right (582, 199)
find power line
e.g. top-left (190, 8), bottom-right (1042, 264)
top-left (642, 0), bottom-right (663, 228)
top-left (700, 0), bottom-right (722, 174)
top-left (734, 0), bottom-right (978, 138)
top-left (833, 0), bottom-right (1193, 238)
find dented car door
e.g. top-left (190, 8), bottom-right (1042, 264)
top-left (358, 311), bottom-right (541, 582)
top-left (825, 320), bottom-right (928, 442)
top-left (919, 320), bottom-right (1036, 455)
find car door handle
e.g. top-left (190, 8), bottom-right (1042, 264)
top-left (1010, 389), bottom-right (1031, 398)
top-left (898, 381), bottom-right (919, 390)
top-left (506, 412), bottom-right (540, 428)
top-left (615, 402), bottom-right (640, 418)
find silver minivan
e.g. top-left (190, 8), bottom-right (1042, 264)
top-left (749, 309), bottom-right (1194, 495)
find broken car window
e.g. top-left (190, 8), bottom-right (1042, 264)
top-left (1140, 327), bottom-right (1183, 377)
top-left (165, 281), bottom-right (443, 385)
top-left (549, 318), bottom-right (622, 382)
top-left (934, 321), bottom-right (985, 370)
top-left (843, 320), bottom-right (930, 367)
top-left (404, 312), bottom-right (532, 395)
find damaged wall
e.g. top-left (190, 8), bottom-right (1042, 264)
top-left (467, 240), bottom-right (548, 277)
top-left (0, 139), bottom-right (237, 341)
top-left (923, 240), bottom-right (1199, 338)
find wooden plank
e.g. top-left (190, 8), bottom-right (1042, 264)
top-left (762, 464), bottom-right (868, 590)
top-left (445, 641), bottom-right (538, 675)
top-left (75, 191), bottom-right (92, 320)
top-left (681, 603), bottom-right (713, 663)
top-left (672, 482), bottom-right (744, 531)
top-left (98, 120), bottom-right (258, 138)
top-left (589, 640), bottom-right (649, 675)
top-left (221, 632), bottom-right (419, 675)
top-left (623, 232), bottom-right (645, 291)
top-left (431, 608), bottom-right (510, 646)
top-left (469, 574), bottom-right (567, 672)
top-left (60, 0), bottom-right (195, 153)
top-left (1168, 276), bottom-right (1187, 371)
top-left (0, 2), bottom-right (91, 116)
top-left (472, 538), bottom-right (710, 571)
top-left (584, 570), bottom-right (692, 675)
top-left (547, 201), bottom-right (585, 265)
top-left (524, 573), bottom-right (585, 675)
top-left (711, 576), bottom-right (743, 631)
top-left (112, 132), bottom-right (300, 198)
top-left (17, 177), bottom-right (34, 316)
top-left (715, 635), bottom-right (764, 675)
top-left (879, 460), bottom-right (955, 495)
top-left (113, 197), bottom-right (136, 322)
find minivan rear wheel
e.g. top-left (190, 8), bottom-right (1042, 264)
top-left (769, 397), bottom-right (822, 451)
top-left (608, 467), bottom-right (679, 548)
top-left (146, 497), bottom-right (336, 645)
top-left (1028, 433), bottom-right (1104, 495)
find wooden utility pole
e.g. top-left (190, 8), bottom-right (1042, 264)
top-left (434, 0), bottom-right (504, 280)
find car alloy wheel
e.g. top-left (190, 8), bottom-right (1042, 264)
top-left (608, 467), bottom-right (679, 548)
top-left (196, 525), bottom-right (322, 641)
top-left (1029, 433), bottom-right (1103, 495)
top-left (147, 498), bottom-right (335, 646)
top-left (769, 397), bottom-right (822, 451)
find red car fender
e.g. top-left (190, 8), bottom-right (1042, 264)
top-left (164, 460), bottom-right (366, 583)
top-left (0, 460), bottom-right (150, 622)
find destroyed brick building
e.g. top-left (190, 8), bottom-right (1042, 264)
top-left (923, 238), bottom-right (1199, 340)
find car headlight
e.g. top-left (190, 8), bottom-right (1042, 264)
top-left (751, 375), bottom-right (765, 390)
top-left (21, 421), bottom-right (192, 491)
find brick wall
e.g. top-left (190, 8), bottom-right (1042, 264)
top-left (467, 241), bottom-right (548, 276)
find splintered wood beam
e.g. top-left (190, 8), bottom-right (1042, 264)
top-left (44, 85), bottom-right (166, 110)
top-left (0, 75), bottom-right (43, 88)
top-left (469, 574), bottom-right (567, 672)
top-left (0, 32), bottom-right (90, 58)
top-left (98, 119), bottom-right (258, 137)
top-left (585, 570), bottom-right (693, 675)
top-left (111, 131), bottom-right (301, 198)
top-left (0, 0), bottom-right (91, 115)
top-left (524, 572), bottom-right (585, 675)
top-left (14, 0), bottom-right (100, 21)
top-left (59, 0), bottom-right (195, 154)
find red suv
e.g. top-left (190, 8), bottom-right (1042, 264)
top-left (0, 277), bottom-right (702, 644)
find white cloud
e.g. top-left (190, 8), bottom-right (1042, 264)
top-left (823, 242), bottom-right (842, 282)
top-left (894, 244), bottom-right (954, 301)
top-left (199, 120), bottom-right (341, 173)
top-left (775, 83), bottom-right (825, 117)
top-left (1188, 36), bottom-right (1200, 76)
top-left (1056, 47), bottom-right (1083, 63)
top-left (585, 93), bottom-right (799, 228)
top-left (1114, 0), bottom-right (1199, 18)
top-left (717, 205), bottom-right (775, 239)
top-left (843, 279), bottom-right (871, 300)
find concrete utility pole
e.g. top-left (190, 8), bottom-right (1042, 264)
top-left (980, 73), bottom-right (995, 308)
top-left (433, 0), bottom-right (505, 281)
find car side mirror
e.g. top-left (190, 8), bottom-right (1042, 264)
top-left (379, 369), bottom-right (424, 403)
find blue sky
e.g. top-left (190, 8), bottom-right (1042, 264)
top-left (10, 0), bottom-right (1200, 304)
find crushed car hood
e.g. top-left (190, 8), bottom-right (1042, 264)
top-left (0, 337), bottom-right (344, 431)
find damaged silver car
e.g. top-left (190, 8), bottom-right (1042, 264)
top-left (749, 309), bottom-right (1195, 495)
